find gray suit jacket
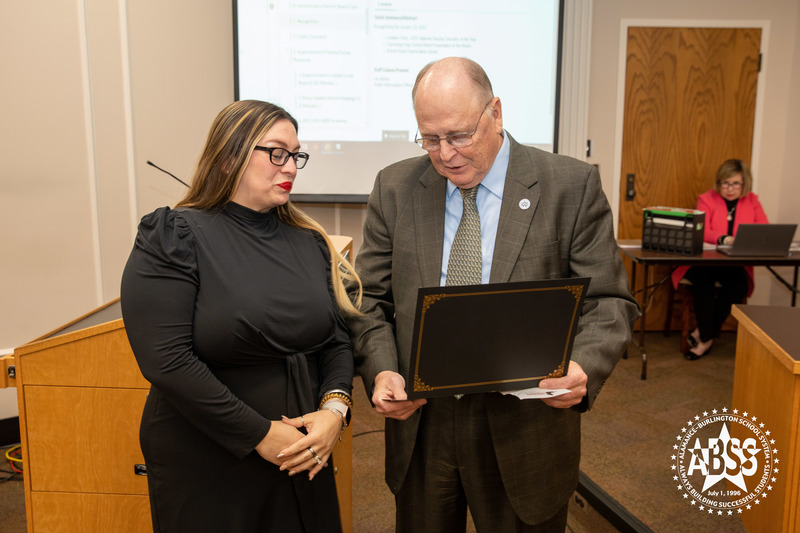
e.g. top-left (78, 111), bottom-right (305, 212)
top-left (347, 135), bottom-right (639, 524)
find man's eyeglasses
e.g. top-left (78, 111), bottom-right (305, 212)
top-left (720, 181), bottom-right (742, 190)
top-left (253, 146), bottom-right (310, 169)
top-left (414, 100), bottom-right (492, 152)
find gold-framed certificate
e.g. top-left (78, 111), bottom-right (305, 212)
top-left (406, 278), bottom-right (590, 399)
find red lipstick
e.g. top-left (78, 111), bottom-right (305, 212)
top-left (277, 182), bottom-right (293, 191)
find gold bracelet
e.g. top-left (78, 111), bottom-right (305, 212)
top-left (319, 391), bottom-right (352, 409)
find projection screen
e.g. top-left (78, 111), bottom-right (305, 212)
top-left (234, 0), bottom-right (563, 202)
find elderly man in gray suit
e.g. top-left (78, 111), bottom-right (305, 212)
top-left (347, 57), bottom-right (639, 532)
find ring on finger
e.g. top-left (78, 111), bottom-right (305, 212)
top-left (308, 446), bottom-right (322, 465)
top-left (301, 415), bottom-right (306, 426)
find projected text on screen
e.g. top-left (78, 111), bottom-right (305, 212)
top-left (236, 0), bottom-right (560, 198)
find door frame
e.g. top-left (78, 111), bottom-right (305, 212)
top-left (610, 18), bottom-right (770, 236)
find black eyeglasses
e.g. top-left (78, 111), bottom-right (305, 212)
top-left (414, 100), bottom-right (492, 152)
top-left (253, 146), bottom-right (310, 169)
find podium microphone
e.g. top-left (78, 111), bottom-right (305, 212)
top-left (147, 160), bottom-right (190, 188)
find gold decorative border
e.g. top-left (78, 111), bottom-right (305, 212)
top-left (546, 362), bottom-right (565, 379)
top-left (565, 284), bottom-right (583, 301)
top-left (421, 293), bottom-right (445, 313)
top-left (413, 374), bottom-right (433, 392)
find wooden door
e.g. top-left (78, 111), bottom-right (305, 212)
top-left (619, 27), bottom-right (761, 330)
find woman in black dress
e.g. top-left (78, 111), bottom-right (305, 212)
top-left (121, 100), bottom-right (362, 532)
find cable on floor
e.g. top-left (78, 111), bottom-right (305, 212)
top-left (1, 444), bottom-right (23, 481)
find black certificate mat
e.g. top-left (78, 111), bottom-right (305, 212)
top-left (406, 278), bottom-right (590, 399)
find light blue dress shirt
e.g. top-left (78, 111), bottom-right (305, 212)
top-left (440, 131), bottom-right (510, 286)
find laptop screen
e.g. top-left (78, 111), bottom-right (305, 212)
top-left (717, 224), bottom-right (797, 256)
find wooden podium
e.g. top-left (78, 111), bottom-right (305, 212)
top-left (10, 236), bottom-right (355, 533)
top-left (731, 305), bottom-right (800, 533)
top-left (13, 301), bottom-right (152, 532)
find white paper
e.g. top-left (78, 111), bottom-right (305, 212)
top-left (500, 387), bottom-right (571, 400)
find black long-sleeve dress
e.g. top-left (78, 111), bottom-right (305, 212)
top-left (120, 202), bottom-right (352, 533)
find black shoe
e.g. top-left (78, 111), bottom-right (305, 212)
top-left (684, 345), bottom-right (712, 361)
top-left (686, 333), bottom-right (699, 348)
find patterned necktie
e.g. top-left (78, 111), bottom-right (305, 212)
top-left (446, 186), bottom-right (482, 286)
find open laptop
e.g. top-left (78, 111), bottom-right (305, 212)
top-left (716, 223), bottom-right (797, 256)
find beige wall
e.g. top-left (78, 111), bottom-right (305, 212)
top-left (1, 1), bottom-right (798, 379)
top-left (0, 0), bottom-right (233, 350)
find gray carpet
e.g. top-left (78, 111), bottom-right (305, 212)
top-left (0, 446), bottom-right (24, 531)
top-left (0, 330), bottom-right (748, 532)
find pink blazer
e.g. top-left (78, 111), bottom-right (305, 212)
top-left (671, 189), bottom-right (769, 296)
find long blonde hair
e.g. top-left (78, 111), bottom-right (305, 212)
top-left (176, 100), bottom-right (362, 315)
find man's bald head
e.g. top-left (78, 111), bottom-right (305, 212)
top-left (411, 57), bottom-right (494, 109)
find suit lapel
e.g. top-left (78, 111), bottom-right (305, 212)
top-left (409, 136), bottom-right (540, 286)
top-left (414, 167), bottom-right (447, 287)
top-left (491, 139), bottom-right (540, 283)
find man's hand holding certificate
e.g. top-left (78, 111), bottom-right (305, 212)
top-left (372, 370), bottom-right (427, 420)
top-left (502, 360), bottom-right (589, 408)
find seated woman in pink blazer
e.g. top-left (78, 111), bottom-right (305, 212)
top-left (671, 159), bottom-right (768, 360)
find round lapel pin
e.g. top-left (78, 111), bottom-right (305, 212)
top-left (519, 198), bottom-right (531, 210)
